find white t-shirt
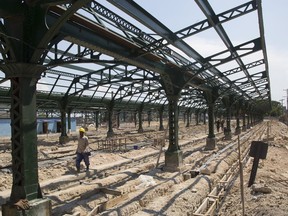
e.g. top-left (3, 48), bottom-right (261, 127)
top-left (76, 136), bottom-right (89, 153)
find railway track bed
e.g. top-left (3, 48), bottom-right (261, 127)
top-left (1, 120), bottom-right (288, 215)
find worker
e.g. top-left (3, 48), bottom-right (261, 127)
top-left (76, 127), bottom-right (90, 173)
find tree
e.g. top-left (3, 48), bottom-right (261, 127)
top-left (269, 100), bottom-right (283, 117)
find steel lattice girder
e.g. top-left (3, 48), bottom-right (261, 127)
top-left (0, 0), bottom-right (271, 114)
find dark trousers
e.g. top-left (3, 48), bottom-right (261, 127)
top-left (76, 152), bottom-right (90, 170)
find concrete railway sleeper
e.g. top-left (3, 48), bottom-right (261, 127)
top-left (0, 130), bottom-right (212, 207)
top-left (193, 123), bottom-right (268, 216)
top-left (91, 123), bottom-right (267, 215)
top-left (0, 131), bottom-right (165, 170)
top-left (0, 122), bottom-right (269, 215)
top-left (46, 122), bottom-right (268, 215)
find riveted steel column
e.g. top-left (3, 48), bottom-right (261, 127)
top-left (59, 100), bottom-right (68, 144)
top-left (186, 108), bottom-right (191, 128)
top-left (3, 64), bottom-right (44, 203)
top-left (207, 105), bottom-right (215, 138)
top-left (205, 103), bottom-right (216, 150)
top-left (59, 109), bottom-right (68, 143)
top-left (117, 110), bottom-right (120, 129)
top-left (233, 100), bottom-right (242, 135)
top-left (242, 112), bottom-right (247, 132)
top-left (158, 105), bottom-right (164, 131)
top-left (147, 110), bottom-right (151, 127)
top-left (195, 109), bottom-right (199, 125)
top-left (138, 105), bottom-right (144, 133)
top-left (95, 110), bottom-right (99, 131)
top-left (235, 109), bottom-right (241, 135)
top-left (203, 110), bottom-right (207, 125)
top-left (67, 109), bottom-right (72, 135)
top-left (122, 111), bottom-right (126, 123)
top-left (222, 96), bottom-right (233, 140)
top-left (225, 107), bottom-right (232, 140)
top-left (107, 105), bottom-right (114, 137)
top-left (134, 110), bottom-right (137, 127)
top-left (247, 113), bottom-right (251, 129)
top-left (203, 88), bottom-right (218, 150)
top-left (167, 96), bottom-right (179, 152)
top-left (164, 95), bottom-right (183, 171)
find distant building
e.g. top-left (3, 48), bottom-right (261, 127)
top-left (0, 118), bottom-right (77, 137)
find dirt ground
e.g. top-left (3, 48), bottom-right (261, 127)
top-left (0, 119), bottom-right (288, 216)
top-left (218, 120), bottom-right (288, 216)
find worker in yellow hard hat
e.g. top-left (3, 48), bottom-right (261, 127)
top-left (79, 127), bottom-right (86, 133)
top-left (75, 127), bottom-right (90, 173)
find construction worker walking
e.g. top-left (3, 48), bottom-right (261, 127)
top-left (76, 127), bottom-right (90, 173)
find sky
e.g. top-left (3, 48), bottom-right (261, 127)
top-left (130, 0), bottom-right (288, 106)
top-left (261, 0), bottom-right (288, 105)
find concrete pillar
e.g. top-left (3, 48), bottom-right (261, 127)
top-left (2, 198), bottom-right (51, 216)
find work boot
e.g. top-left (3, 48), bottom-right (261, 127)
top-left (86, 166), bottom-right (89, 171)
top-left (77, 167), bottom-right (80, 173)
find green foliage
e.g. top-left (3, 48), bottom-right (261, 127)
top-left (268, 100), bottom-right (283, 117)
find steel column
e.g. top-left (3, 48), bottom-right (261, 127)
top-left (147, 110), bottom-right (151, 127)
top-left (95, 110), bottom-right (99, 131)
top-left (235, 109), bottom-right (241, 135)
top-left (117, 110), bottom-right (120, 129)
top-left (167, 97), bottom-right (180, 152)
top-left (138, 106), bottom-right (144, 133)
top-left (158, 106), bottom-right (164, 131)
top-left (186, 108), bottom-right (191, 128)
top-left (225, 107), bottom-right (232, 140)
top-left (107, 105), bottom-right (114, 137)
top-left (59, 101), bottom-right (68, 144)
top-left (164, 95), bottom-right (183, 170)
top-left (242, 112), bottom-right (247, 132)
top-left (67, 109), bottom-right (72, 134)
top-left (3, 64), bottom-right (44, 203)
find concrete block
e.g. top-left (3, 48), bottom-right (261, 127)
top-left (2, 198), bottom-right (51, 216)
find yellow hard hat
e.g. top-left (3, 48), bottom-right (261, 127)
top-left (79, 128), bottom-right (85, 133)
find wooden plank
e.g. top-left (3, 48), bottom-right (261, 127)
top-left (100, 194), bottom-right (129, 211)
top-left (206, 200), bottom-right (217, 216)
top-left (100, 188), bottom-right (122, 196)
top-left (194, 197), bottom-right (209, 214)
top-left (80, 188), bottom-right (102, 199)
top-left (87, 205), bottom-right (100, 216)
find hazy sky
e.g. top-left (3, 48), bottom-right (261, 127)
top-left (131, 0), bottom-right (288, 105)
top-left (261, 0), bottom-right (288, 105)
